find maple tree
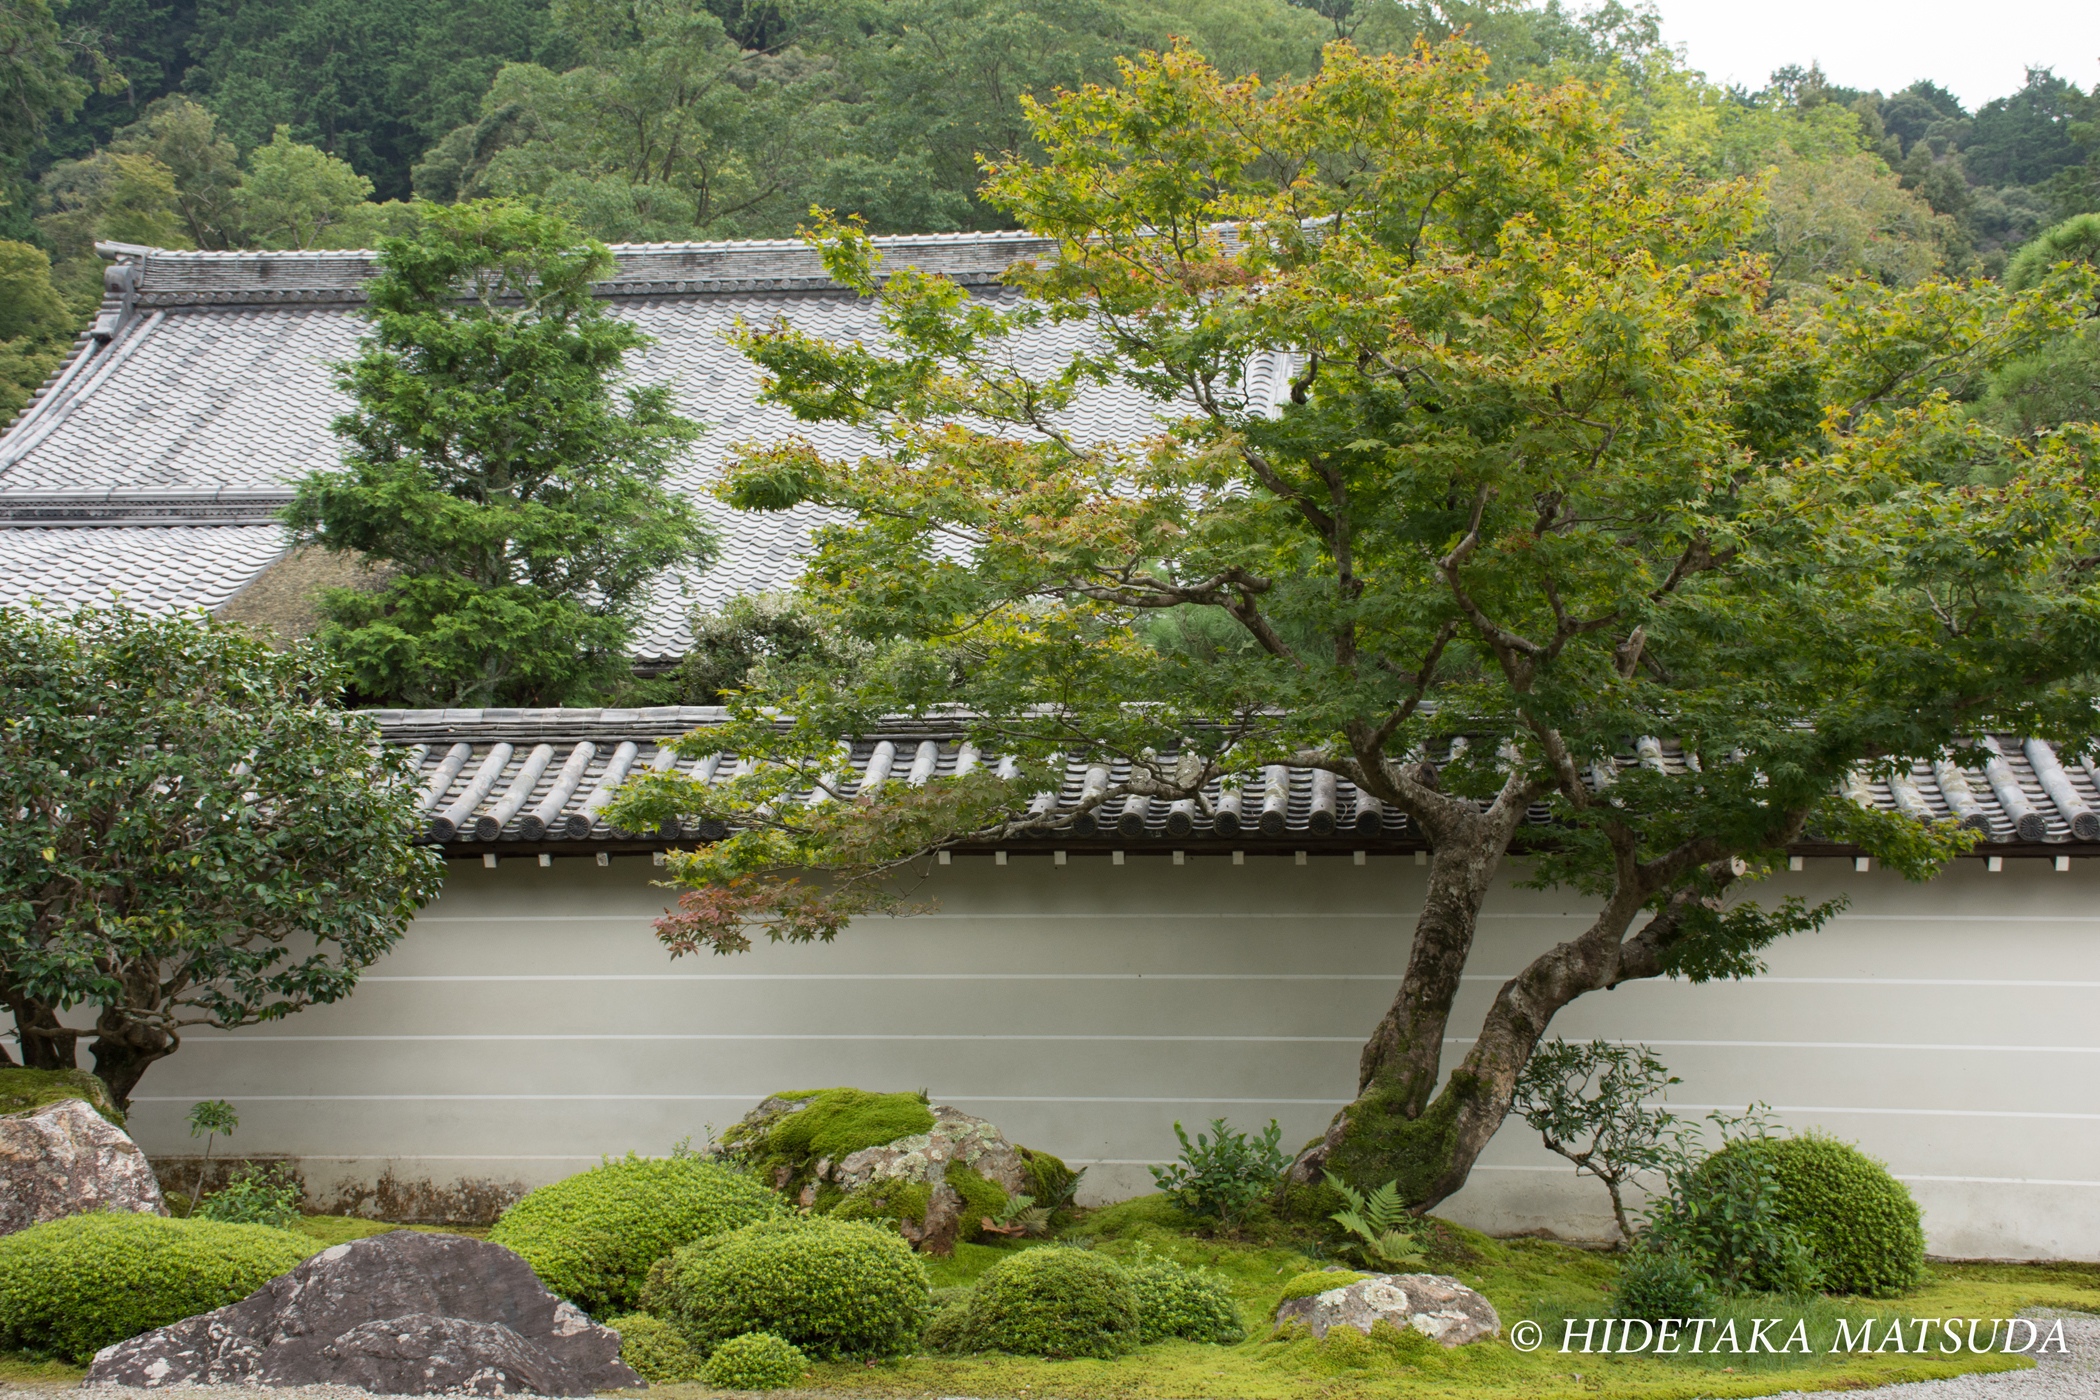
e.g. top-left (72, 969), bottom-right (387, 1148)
top-left (612, 39), bottom-right (2100, 1209)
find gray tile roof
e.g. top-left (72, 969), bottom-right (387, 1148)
top-left (369, 709), bottom-right (2100, 853)
top-left (0, 522), bottom-right (289, 616)
top-left (0, 234), bottom-right (1237, 660)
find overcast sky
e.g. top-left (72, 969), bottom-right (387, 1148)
top-left (1643, 0), bottom-right (2100, 110)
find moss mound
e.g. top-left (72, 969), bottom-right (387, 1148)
top-left (724, 1089), bottom-right (935, 1192)
top-left (602, 1313), bottom-right (705, 1382)
top-left (0, 1068), bottom-right (124, 1127)
top-left (0, 1213), bottom-right (310, 1363)
top-left (642, 1216), bottom-right (930, 1360)
top-left (486, 1154), bottom-right (782, 1315)
top-left (703, 1331), bottom-right (809, 1391)
top-left (952, 1246), bottom-right (1142, 1359)
top-left (1714, 1132), bottom-right (1926, 1297)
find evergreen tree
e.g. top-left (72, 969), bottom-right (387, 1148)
top-left (287, 201), bottom-right (712, 706)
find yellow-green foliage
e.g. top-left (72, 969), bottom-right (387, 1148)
top-left (486, 1155), bottom-right (781, 1315)
top-left (703, 1331), bottom-right (810, 1391)
top-left (1276, 1269), bottom-right (1369, 1305)
top-left (1126, 1253), bottom-right (1244, 1343)
top-left (0, 1213), bottom-right (310, 1363)
top-left (951, 1247), bottom-right (1142, 1359)
top-left (602, 1313), bottom-right (705, 1382)
top-left (0, 1068), bottom-right (124, 1127)
top-left (642, 1216), bottom-right (930, 1361)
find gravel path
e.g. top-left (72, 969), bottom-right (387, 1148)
top-left (4, 1313), bottom-right (2093, 1400)
top-left (1761, 1311), bottom-right (2099, 1400)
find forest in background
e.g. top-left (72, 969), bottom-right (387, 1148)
top-left (2, 0), bottom-right (2097, 421)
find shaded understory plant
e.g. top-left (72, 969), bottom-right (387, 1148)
top-left (1512, 1039), bottom-right (1688, 1243)
top-left (1323, 1172), bottom-right (1427, 1271)
top-left (1150, 1118), bottom-right (1291, 1233)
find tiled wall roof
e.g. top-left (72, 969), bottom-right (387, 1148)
top-left (370, 709), bottom-right (2100, 854)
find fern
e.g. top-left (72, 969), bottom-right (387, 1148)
top-left (1324, 1172), bottom-right (1426, 1271)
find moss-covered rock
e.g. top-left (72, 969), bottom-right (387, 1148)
top-left (1276, 1269), bottom-right (1370, 1305)
top-left (722, 1090), bottom-right (1074, 1252)
top-left (0, 1068), bottom-right (123, 1128)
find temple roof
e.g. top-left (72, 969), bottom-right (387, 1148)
top-left (0, 234), bottom-right (1255, 661)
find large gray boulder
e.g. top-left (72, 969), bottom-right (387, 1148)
top-left (0, 1097), bottom-right (166, 1237)
top-left (86, 1230), bottom-right (642, 1395)
top-left (1274, 1273), bottom-right (1500, 1347)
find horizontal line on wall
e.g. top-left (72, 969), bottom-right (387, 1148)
top-left (1897, 1174), bottom-right (2100, 1188)
top-left (1465, 1165), bottom-right (2100, 1189)
top-left (128, 1094), bottom-right (1356, 1105)
top-left (412, 912), bottom-right (2100, 924)
top-left (1667, 1103), bottom-right (2100, 1122)
top-left (348, 972), bottom-right (2100, 988)
top-left (359, 972), bottom-right (1411, 982)
top-left (1447, 1037), bottom-right (2100, 1055)
top-left (177, 1033), bottom-right (1366, 1044)
top-left (170, 1033), bottom-right (2100, 1056)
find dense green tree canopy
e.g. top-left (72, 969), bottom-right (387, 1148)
top-left (286, 201), bottom-right (714, 706)
top-left (608, 38), bottom-right (2100, 1210)
top-left (0, 604), bottom-right (444, 1105)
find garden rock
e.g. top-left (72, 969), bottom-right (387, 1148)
top-left (85, 1229), bottom-right (642, 1394)
top-left (896, 1181), bottom-right (962, 1255)
top-left (0, 1098), bottom-right (166, 1237)
top-left (833, 1105), bottom-right (1031, 1196)
top-left (1273, 1273), bottom-right (1500, 1347)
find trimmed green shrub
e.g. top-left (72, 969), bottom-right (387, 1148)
top-left (703, 1331), bottom-right (809, 1390)
top-left (642, 1216), bottom-right (930, 1360)
top-left (1276, 1269), bottom-right (1370, 1305)
top-left (0, 1213), bottom-right (310, 1362)
top-left (955, 1246), bottom-right (1142, 1359)
top-left (602, 1313), bottom-right (704, 1382)
top-left (487, 1154), bottom-right (782, 1314)
top-left (922, 1293), bottom-right (973, 1353)
top-left (1126, 1255), bottom-right (1243, 1343)
top-left (1611, 1250), bottom-right (1718, 1321)
top-left (1750, 1132), bottom-right (1925, 1297)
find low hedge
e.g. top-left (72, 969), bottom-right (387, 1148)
top-left (0, 1212), bottom-right (310, 1363)
top-left (486, 1155), bottom-right (781, 1314)
top-left (642, 1216), bottom-right (930, 1360)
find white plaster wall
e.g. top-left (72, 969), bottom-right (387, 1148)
top-left (84, 848), bottom-right (2100, 1258)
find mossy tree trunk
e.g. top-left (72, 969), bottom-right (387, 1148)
top-left (1291, 749), bottom-right (1818, 1214)
top-left (1, 983), bottom-right (79, 1071)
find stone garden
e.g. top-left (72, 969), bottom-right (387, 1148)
top-left (2, 1071), bottom-right (2096, 1399)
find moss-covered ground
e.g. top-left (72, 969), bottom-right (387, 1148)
top-left (647, 1196), bottom-right (2096, 1400)
top-left (5, 1202), bottom-right (2093, 1398)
